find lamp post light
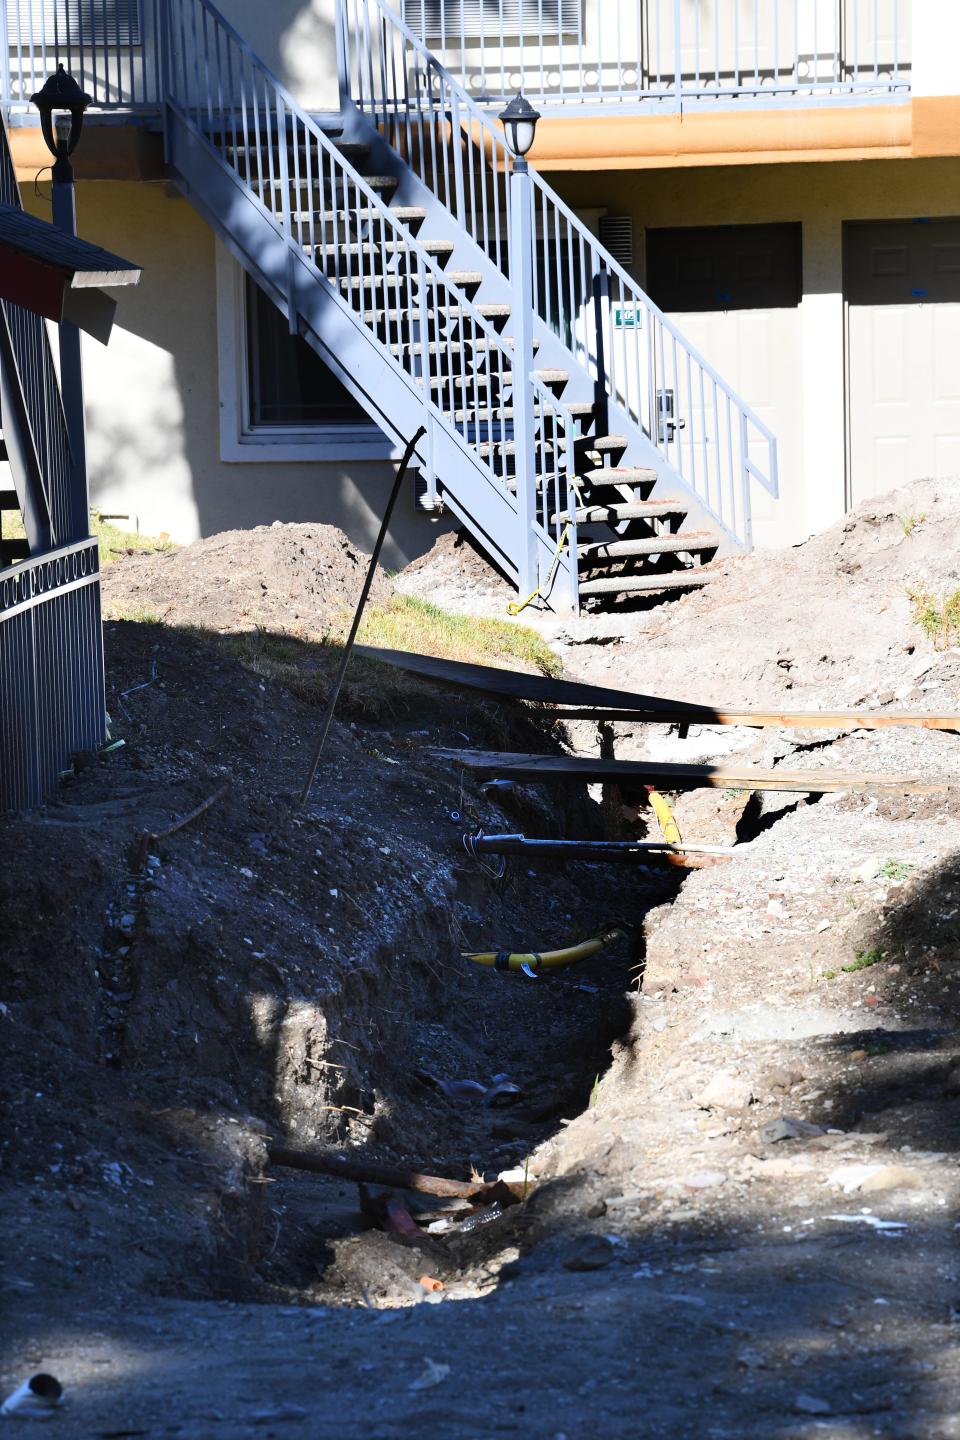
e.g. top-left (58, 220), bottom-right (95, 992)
top-left (32, 64), bottom-right (91, 538)
top-left (499, 93), bottom-right (541, 601)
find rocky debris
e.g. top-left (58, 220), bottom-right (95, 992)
top-left (696, 1071), bottom-right (754, 1112)
top-left (562, 1234), bottom-right (616, 1272)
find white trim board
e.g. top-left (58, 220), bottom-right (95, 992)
top-left (214, 242), bottom-right (394, 464)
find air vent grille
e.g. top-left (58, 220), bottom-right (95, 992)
top-left (599, 215), bottom-right (634, 268)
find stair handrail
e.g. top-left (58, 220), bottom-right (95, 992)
top-left (165, 0), bottom-right (580, 587)
top-left (341, 0), bottom-right (779, 548)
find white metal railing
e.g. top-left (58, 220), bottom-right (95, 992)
top-left (390, 0), bottom-right (911, 110)
top-left (166, 0), bottom-right (581, 595)
top-left (343, 0), bottom-right (778, 549)
top-left (1, 0), bottom-right (163, 117)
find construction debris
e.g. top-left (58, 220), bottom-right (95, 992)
top-left (432, 748), bottom-right (948, 796)
top-left (358, 646), bottom-right (960, 732)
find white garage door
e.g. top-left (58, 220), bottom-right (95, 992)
top-left (646, 223), bottom-right (804, 549)
top-left (846, 219), bottom-right (960, 507)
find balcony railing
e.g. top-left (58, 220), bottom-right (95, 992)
top-left (1, 0), bottom-right (163, 119)
top-left (391, 0), bottom-right (911, 111)
top-left (1, 1), bottom-right (911, 124)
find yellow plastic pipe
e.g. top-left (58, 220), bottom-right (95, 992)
top-left (463, 924), bottom-right (626, 974)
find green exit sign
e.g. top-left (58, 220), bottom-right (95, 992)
top-left (613, 304), bottom-right (642, 329)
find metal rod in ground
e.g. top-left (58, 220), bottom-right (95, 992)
top-left (465, 831), bottom-right (737, 859)
top-left (299, 425), bottom-right (427, 807)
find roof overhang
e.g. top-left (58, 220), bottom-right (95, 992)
top-left (0, 203), bottom-right (141, 342)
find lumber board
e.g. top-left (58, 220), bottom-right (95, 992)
top-left (357, 646), bottom-right (960, 733)
top-left (429, 748), bottom-right (948, 796)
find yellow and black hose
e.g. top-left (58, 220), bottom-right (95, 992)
top-left (463, 922), bottom-right (628, 975)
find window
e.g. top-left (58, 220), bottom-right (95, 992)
top-left (402, 0), bottom-right (580, 41)
top-left (7, 1), bottom-right (141, 47)
top-left (646, 224), bottom-right (802, 313)
top-left (215, 247), bottom-right (390, 463)
top-left (244, 275), bottom-right (366, 428)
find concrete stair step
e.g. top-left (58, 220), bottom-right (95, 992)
top-left (338, 268), bottom-right (483, 293)
top-left (578, 530), bottom-right (720, 561)
top-left (580, 465), bottom-right (658, 488)
top-left (450, 401), bottom-right (595, 425)
top-left (319, 239), bottom-right (455, 262)
top-left (374, 302), bottom-right (511, 327)
top-left (579, 569), bottom-right (720, 597)
top-left (553, 499), bottom-right (689, 524)
top-left (283, 206), bottom-right (428, 228)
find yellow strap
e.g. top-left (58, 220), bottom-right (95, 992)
top-left (508, 520), bottom-right (571, 617)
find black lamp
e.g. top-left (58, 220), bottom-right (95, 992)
top-left (31, 65), bottom-right (91, 182)
top-left (499, 92), bottom-right (540, 169)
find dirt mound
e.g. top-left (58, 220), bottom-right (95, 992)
top-left (551, 479), bottom-right (960, 715)
top-left (398, 526), bottom-right (515, 609)
top-left (103, 521), bottom-right (391, 636)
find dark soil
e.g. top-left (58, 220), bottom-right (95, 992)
top-left (2, 497), bottom-right (959, 1438)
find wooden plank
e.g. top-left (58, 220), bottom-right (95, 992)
top-left (356, 647), bottom-right (960, 733)
top-left (428, 748), bottom-right (948, 796)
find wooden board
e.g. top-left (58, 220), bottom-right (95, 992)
top-left (357, 646), bottom-right (960, 733)
top-left (428, 747), bottom-right (949, 796)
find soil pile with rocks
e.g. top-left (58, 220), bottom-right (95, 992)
top-left (103, 521), bottom-right (391, 635)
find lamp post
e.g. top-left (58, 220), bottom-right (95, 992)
top-left (32, 65), bottom-right (91, 539)
top-left (499, 93), bottom-right (540, 602)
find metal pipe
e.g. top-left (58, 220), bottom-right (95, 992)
top-left (464, 830), bottom-right (736, 860)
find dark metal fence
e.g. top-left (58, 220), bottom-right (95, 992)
top-left (0, 539), bottom-right (105, 809)
top-left (0, 118), bottom-right (105, 809)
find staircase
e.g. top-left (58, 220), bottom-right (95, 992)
top-left (162, 0), bottom-right (778, 613)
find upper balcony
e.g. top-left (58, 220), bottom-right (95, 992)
top-left (4, 0), bottom-right (946, 176)
top-left (396, 0), bottom-right (912, 115)
top-left (1, 1), bottom-right (911, 124)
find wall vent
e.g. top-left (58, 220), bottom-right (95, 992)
top-left (599, 215), bottom-right (635, 268)
top-left (402, 1), bottom-right (579, 41)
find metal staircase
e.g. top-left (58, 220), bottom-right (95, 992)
top-left (163, 0), bottom-right (778, 612)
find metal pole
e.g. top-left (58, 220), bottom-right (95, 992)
top-left (51, 149), bottom-right (87, 541)
top-left (509, 157), bottom-right (538, 600)
top-left (299, 424), bottom-right (426, 806)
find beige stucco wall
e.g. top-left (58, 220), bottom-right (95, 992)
top-left (217, 0), bottom-right (341, 111)
top-left (23, 179), bottom-right (449, 567)
top-left (553, 155), bottom-right (960, 545)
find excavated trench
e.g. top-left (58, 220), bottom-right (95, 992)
top-left (203, 728), bottom-right (685, 1310)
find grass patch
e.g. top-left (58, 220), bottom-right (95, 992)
top-left (823, 945), bottom-right (884, 981)
top-left (899, 511), bottom-right (926, 537)
top-left (102, 603), bottom-right (165, 624)
top-left (200, 595), bottom-right (560, 724)
top-left (907, 584), bottom-right (960, 649)
top-left (878, 858), bottom-right (915, 882)
top-left (92, 512), bottom-right (177, 565)
top-left (356, 595), bottom-right (562, 677)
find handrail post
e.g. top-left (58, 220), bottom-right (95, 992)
top-left (738, 410), bottom-right (753, 550)
top-left (509, 157), bottom-right (538, 600)
top-left (0, 3), bottom-right (10, 121)
top-left (334, 0), bottom-right (349, 110)
top-left (591, 264), bottom-right (610, 434)
top-left (673, 0), bottom-right (683, 111)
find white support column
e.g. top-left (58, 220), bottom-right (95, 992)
top-left (912, 5), bottom-right (960, 98)
top-left (800, 214), bottom-right (845, 538)
top-left (509, 161), bottom-right (538, 599)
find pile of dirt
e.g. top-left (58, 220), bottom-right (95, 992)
top-left (103, 521), bottom-right (391, 635)
top-left (0, 607), bottom-right (644, 1322)
top-left (553, 479), bottom-right (960, 712)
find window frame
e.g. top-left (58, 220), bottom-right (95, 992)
top-left (215, 244), bottom-right (392, 464)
